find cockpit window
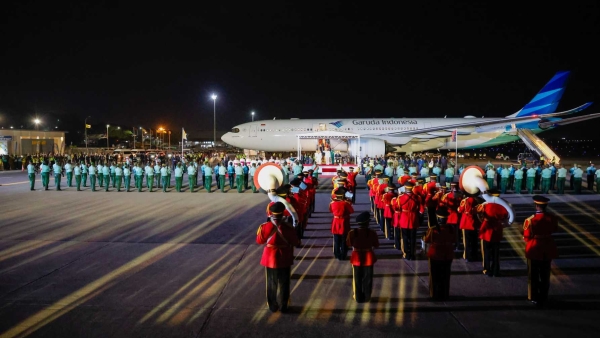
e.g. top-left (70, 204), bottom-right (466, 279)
top-left (231, 128), bottom-right (240, 133)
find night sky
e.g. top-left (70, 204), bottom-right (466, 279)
top-left (1, 1), bottom-right (599, 141)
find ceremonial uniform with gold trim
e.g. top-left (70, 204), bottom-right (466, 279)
top-left (458, 196), bottom-right (481, 261)
top-left (423, 209), bottom-right (456, 301)
top-left (477, 192), bottom-right (508, 277)
top-left (346, 212), bottom-right (379, 303)
top-left (523, 196), bottom-right (558, 305)
top-left (256, 203), bottom-right (300, 313)
top-left (329, 190), bottom-right (354, 260)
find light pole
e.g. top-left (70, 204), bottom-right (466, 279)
top-left (34, 118), bottom-right (40, 130)
top-left (168, 131), bottom-right (171, 150)
top-left (106, 124), bottom-right (110, 149)
top-left (84, 116), bottom-right (91, 152)
top-left (212, 94), bottom-right (217, 148)
top-left (251, 111), bottom-right (255, 122)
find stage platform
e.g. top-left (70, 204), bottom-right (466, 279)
top-left (313, 164), bottom-right (359, 175)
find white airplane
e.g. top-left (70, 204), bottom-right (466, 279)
top-left (221, 71), bottom-right (599, 155)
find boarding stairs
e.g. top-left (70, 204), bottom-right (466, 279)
top-left (517, 129), bottom-right (560, 164)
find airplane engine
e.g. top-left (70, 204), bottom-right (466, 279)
top-left (349, 138), bottom-right (385, 158)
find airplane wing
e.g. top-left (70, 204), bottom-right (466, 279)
top-left (538, 111), bottom-right (600, 129)
top-left (381, 102), bottom-right (592, 138)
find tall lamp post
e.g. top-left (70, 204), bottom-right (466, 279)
top-left (251, 111), bottom-right (255, 122)
top-left (34, 118), bottom-right (40, 130)
top-left (106, 124), bottom-right (110, 149)
top-left (211, 94), bottom-right (217, 148)
top-left (84, 116), bottom-right (91, 152)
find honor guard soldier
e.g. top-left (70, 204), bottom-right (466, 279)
top-left (458, 192), bottom-right (482, 261)
top-left (123, 164), bottom-right (131, 192)
top-left (115, 164), bottom-right (123, 191)
top-left (477, 189), bottom-right (509, 276)
top-left (235, 160), bottom-right (244, 193)
top-left (526, 166), bottom-right (537, 194)
top-left (153, 162), bottom-right (161, 188)
top-left (187, 161), bottom-right (196, 192)
top-left (74, 161), bottom-right (82, 191)
top-left (81, 162), bottom-right (88, 187)
top-left (88, 162), bottom-right (97, 191)
top-left (134, 163), bottom-right (144, 192)
top-left (204, 163), bottom-right (213, 192)
top-left (346, 212), bottom-right (379, 303)
top-left (53, 160), bottom-right (63, 191)
top-left (102, 163), bottom-right (110, 191)
top-left (27, 160), bottom-right (36, 191)
top-left (249, 161), bottom-right (258, 193)
top-left (256, 202), bottom-right (300, 313)
top-left (110, 162), bottom-right (117, 188)
top-left (540, 165), bottom-right (551, 194)
top-left (382, 182), bottom-right (397, 240)
top-left (329, 188), bottom-right (354, 260)
top-left (556, 164), bottom-right (567, 194)
top-left (97, 162), bottom-right (104, 188)
top-left (423, 208), bottom-right (456, 301)
top-left (174, 163), bottom-right (183, 192)
top-left (394, 181), bottom-right (424, 260)
top-left (64, 160), bottom-right (73, 187)
top-left (218, 163), bottom-right (227, 192)
top-left (368, 169), bottom-right (382, 214)
top-left (523, 195), bottom-right (558, 306)
top-left (160, 163), bottom-right (168, 192)
top-left (145, 162), bottom-right (154, 192)
top-left (572, 164), bottom-right (584, 194)
top-left (514, 166), bottom-right (524, 194)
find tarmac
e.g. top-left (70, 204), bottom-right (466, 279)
top-left (0, 168), bottom-right (600, 338)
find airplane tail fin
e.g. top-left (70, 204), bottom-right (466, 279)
top-left (506, 71), bottom-right (570, 117)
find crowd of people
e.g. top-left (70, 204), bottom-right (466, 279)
top-left (254, 164), bottom-right (561, 312)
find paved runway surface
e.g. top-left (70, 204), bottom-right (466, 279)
top-left (1, 170), bottom-right (600, 337)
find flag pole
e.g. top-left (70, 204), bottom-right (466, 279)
top-left (455, 129), bottom-right (458, 168)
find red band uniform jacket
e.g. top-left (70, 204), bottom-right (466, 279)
top-left (346, 228), bottom-right (380, 266)
top-left (329, 199), bottom-right (355, 235)
top-left (477, 203), bottom-right (508, 242)
top-left (256, 220), bottom-right (300, 268)
top-left (523, 213), bottom-right (559, 260)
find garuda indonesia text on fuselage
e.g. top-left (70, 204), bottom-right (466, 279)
top-left (221, 71), bottom-right (599, 155)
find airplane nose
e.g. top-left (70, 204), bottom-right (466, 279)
top-left (221, 132), bottom-right (231, 144)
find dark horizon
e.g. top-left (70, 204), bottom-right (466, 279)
top-left (1, 2), bottom-right (600, 142)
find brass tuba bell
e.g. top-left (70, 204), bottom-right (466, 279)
top-left (459, 165), bottom-right (515, 225)
top-left (254, 162), bottom-right (299, 226)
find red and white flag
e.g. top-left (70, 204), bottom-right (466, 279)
top-left (451, 129), bottom-right (457, 142)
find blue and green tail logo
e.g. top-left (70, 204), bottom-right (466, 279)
top-left (330, 121), bottom-right (343, 128)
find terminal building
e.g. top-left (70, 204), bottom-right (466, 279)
top-left (0, 129), bottom-right (67, 156)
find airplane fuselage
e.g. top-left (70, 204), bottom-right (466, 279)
top-left (221, 117), bottom-right (545, 154)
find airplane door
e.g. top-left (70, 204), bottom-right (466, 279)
top-left (249, 124), bottom-right (257, 137)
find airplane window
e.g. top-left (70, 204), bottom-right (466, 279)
top-left (231, 128), bottom-right (240, 133)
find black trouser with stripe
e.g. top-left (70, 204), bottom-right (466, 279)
top-left (481, 240), bottom-right (500, 276)
top-left (266, 267), bottom-right (291, 312)
top-left (401, 228), bottom-right (417, 259)
top-left (352, 265), bottom-right (374, 303)
top-left (429, 259), bottom-right (452, 300)
top-left (528, 259), bottom-right (552, 304)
